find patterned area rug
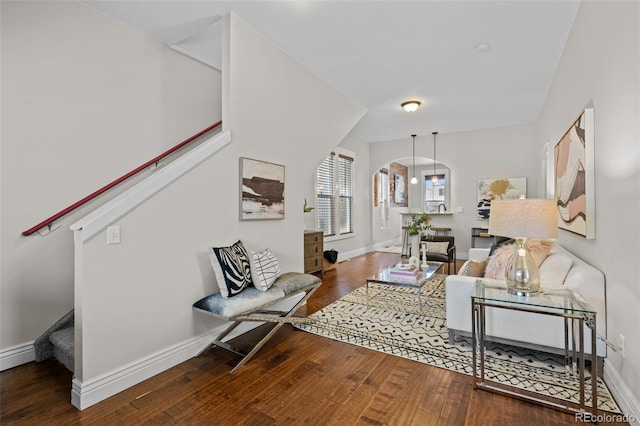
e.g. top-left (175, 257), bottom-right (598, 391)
top-left (295, 274), bottom-right (621, 413)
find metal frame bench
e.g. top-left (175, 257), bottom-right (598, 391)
top-left (193, 272), bottom-right (321, 372)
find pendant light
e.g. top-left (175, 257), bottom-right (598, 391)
top-left (410, 134), bottom-right (418, 184)
top-left (432, 131), bottom-right (438, 184)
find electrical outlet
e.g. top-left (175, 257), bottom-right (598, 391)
top-left (619, 334), bottom-right (625, 358)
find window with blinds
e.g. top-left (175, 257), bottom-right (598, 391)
top-left (316, 150), bottom-right (355, 237)
top-left (316, 153), bottom-right (335, 236)
top-left (338, 154), bottom-right (353, 234)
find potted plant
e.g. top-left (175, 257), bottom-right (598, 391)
top-left (407, 213), bottom-right (431, 257)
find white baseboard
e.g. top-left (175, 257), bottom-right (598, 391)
top-left (0, 342), bottom-right (35, 371)
top-left (603, 361), bottom-right (640, 421)
top-left (337, 246), bottom-right (369, 262)
top-left (71, 294), bottom-right (304, 410)
top-left (370, 238), bottom-right (401, 251)
top-left (71, 328), bottom-right (223, 410)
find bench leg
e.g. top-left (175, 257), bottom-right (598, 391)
top-left (230, 283), bottom-right (321, 373)
top-left (229, 322), bottom-right (286, 373)
top-left (221, 282), bottom-right (321, 373)
top-left (197, 320), bottom-right (245, 357)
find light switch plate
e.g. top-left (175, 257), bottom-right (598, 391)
top-left (107, 226), bottom-right (120, 244)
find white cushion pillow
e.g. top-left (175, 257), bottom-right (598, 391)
top-left (250, 248), bottom-right (282, 291)
top-left (425, 241), bottom-right (449, 255)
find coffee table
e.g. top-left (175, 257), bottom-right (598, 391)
top-left (366, 262), bottom-right (443, 308)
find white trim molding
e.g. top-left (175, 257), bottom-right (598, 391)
top-left (71, 329), bottom-right (223, 410)
top-left (0, 342), bottom-right (35, 371)
top-left (371, 238), bottom-right (401, 252)
top-left (71, 293), bottom-right (304, 410)
top-left (604, 362), bottom-right (640, 422)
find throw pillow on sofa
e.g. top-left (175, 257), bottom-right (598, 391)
top-left (488, 236), bottom-right (515, 256)
top-left (484, 239), bottom-right (554, 280)
top-left (458, 258), bottom-right (489, 277)
top-left (484, 244), bottom-right (514, 279)
top-left (209, 240), bottom-right (253, 298)
top-left (528, 239), bottom-right (554, 266)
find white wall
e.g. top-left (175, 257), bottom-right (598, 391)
top-left (71, 12), bottom-right (365, 406)
top-left (368, 124), bottom-right (541, 255)
top-left (0, 1), bottom-right (221, 359)
top-left (537, 0), bottom-right (640, 414)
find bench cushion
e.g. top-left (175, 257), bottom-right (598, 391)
top-left (193, 272), bottom-right (321, 319)
top-left (272, 272), bottom-right (321, 295)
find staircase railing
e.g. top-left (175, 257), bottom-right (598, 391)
top-left (22, 121), bottom-right (222, 236)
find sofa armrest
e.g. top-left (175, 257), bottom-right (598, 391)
top-left (445, 275), bottom-right (505, 334)
top-left (469, 248), bottom-right (490, 261)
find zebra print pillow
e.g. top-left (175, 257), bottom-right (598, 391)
top-left (209, 240), bottom-right (253, 298)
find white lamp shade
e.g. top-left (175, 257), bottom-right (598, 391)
top-left (488, 199), bottom-right (558, 239)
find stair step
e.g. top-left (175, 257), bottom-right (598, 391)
top-left (50, 326), bottom-right (74, 373)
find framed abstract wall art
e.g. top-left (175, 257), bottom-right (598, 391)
top-left (240, 157), bottom-right (285, 220)
top-left (390, 162), bottom-right (408, 207)
top-left (554, 108), bottom-right (595, 239)
top-left (476, 177), bottom-right (527, 219)
top-left (394, 174), bottom-right (405, 205)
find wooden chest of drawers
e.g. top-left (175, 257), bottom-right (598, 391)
top-left (303, 230), bottom-right (323, 277)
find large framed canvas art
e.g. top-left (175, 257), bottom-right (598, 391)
top-left (240, 157), bottom-right (285, 220)
top-left (554, 108), bottom-right (595, 239)
top-left (476, 177), bottom-right (526, 219)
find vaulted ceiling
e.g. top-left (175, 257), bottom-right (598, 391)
top-left (85, 1), bottom-right (580, 143)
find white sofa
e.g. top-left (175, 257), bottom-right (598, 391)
top-left (446, 243), bottom-right (607, 363)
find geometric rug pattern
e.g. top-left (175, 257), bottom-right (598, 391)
top-left (295, 274), bottom-right (621, 413)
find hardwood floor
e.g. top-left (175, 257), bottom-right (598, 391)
top-left (0, 252), bottom-right (626, 425)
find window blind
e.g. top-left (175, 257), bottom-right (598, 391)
top-left (338, 154), bottom-right (353, 234)
top-left (316, 152), bottom-right (336, 236)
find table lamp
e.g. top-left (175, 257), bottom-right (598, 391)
top-left (488, 199), bottom-right (558, 296)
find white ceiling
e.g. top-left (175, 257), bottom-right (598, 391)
top-left (85, 0), bottom-right (580, 143)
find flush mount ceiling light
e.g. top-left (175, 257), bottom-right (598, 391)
top-left (474, 42), bottom-right (492, 53)
top-left (401, 100), bottom-right (421, 112)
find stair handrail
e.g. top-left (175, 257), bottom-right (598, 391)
top-left (22, 120), bottom-right (222, 236)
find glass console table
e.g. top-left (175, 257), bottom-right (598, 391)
top-left (471, 281), bottom-right (598, 416)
